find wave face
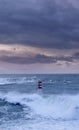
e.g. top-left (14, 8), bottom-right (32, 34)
top-left (0, 92), bottom-right (79, 120)
top-left (0, 92), bottom-right (79, 130)
top-left (0, 74), bottom-right (79, 130)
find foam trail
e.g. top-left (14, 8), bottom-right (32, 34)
top-left (36, 89), bottom-right (43, 95)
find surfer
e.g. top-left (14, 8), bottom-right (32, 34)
top-left (38, 80), bottom-right (42, 89)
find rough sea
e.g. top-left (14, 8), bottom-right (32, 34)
top-left (0, 74), bottom-right (79, 130)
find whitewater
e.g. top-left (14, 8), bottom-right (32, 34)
top-left (0, 74), bottom-right (79, 130)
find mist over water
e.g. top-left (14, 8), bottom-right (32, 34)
top-left (0, 74), bottom-right (79, 130)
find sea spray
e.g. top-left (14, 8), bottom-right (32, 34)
top-left (0, 92), bottom-right (79, 120)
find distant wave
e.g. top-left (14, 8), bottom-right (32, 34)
top-left (0, 92), bottom-right (79, 120)
top-left (0, 77), bottom-right (36, 85)
top-left (0, 76), bottom-right (73, 86)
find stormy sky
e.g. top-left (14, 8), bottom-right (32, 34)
top-left (0, 0), bottom-right (79, 73)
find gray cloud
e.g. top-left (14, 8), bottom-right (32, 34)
top-left (0, 0), bottom-right (79, 49)
top-left (73, 52), bottom-right (79, 59)
top-left (0, 52), bottom-right (77, 64)
top-left (0, 54), bottom-right (57, 64)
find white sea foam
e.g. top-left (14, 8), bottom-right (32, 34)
top-left (0, 119), bottom-right (79, 130)
top-left (0, 92), bottom-right (79, 130)
top-left (0, 77), bottom-right (35, 85)
top-left (0, 92), bottom-right (79, 120)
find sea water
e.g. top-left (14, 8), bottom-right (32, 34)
top-left (0, 74), bottom-right (79, 130)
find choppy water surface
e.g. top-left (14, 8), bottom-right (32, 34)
top-left (0, 74), bottom-right (79, 130)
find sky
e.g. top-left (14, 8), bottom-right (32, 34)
top-left (0, 0), bottom-right (79, 73)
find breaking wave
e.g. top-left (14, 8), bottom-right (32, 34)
top-left (0, 92), bottom-right (79, 120)
top-left (0, 77), bottom-right (36, 85)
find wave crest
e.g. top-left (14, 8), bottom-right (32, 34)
top-left (0, 92), bottom-right (79, 120)
top-left (0, 77), bottom-right (36, 85)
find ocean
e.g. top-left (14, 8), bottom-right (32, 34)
top-left (0, 74), bottom-right (79, 130)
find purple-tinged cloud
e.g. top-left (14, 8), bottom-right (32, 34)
top-left (0, 53), bottom-right (75, 64)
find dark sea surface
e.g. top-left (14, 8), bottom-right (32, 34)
top-left (0, 74), bottom-right (79, 130)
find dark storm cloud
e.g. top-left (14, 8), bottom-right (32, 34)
top-left (73, 52), bottom-right (79, 59)
top-left (0, 54), bottom-right (57, 64)
top-left (0, 53), bottom-right (75, 64)
top-left (73, 52), bottom-right (79, 57)
top-left (0, 0), bottom-right (79, 49)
